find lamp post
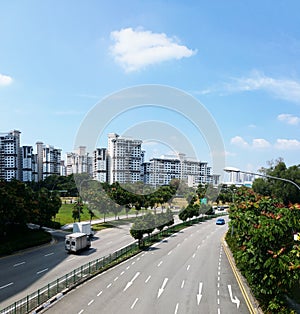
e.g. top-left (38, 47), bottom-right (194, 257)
top-left (224, 167), bottom-right (300, 191)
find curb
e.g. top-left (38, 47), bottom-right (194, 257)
top-left (222, 237), bottom-right (263, 314)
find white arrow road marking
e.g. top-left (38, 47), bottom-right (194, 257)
top-left (124, 272), bottom-right (140, 291)
top-left (228, 285), bottom-right (240, 308)
top-left (157, 278), bottom-right (168, 298)
top-left (197, 282), bottom-right (203, 305)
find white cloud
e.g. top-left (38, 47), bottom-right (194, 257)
top-left (230, 136), bottom-right (249, 148)
top-left (277, 113), bottom-right (300, 125)
top-left (252, 138), bottom-right (271, 149)
top-left (231, 136), bottom-right (300, 151)
top-left (275, 139), bottom-right (300, 150)
top-left (0, 73), bottom-right (13, 86)
top-left (110, 27), bottom-right (197, 72)
top-left (228, 70), bottom-right (300, 104)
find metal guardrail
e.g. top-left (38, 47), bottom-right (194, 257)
top-left (1, 214), bottom-right (223, 314)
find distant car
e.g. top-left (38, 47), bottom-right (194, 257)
top-left (216, 218), bottom-right (225, 225)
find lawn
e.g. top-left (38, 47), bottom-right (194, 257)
top-left (53, 203), bottom-right (141, 226)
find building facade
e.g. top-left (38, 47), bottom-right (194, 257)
top-left (107, 133), bottom-right (143, 184)
top-left (66, 146), bottom-right (93, 176)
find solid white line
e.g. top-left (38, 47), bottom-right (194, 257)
top-left (13, 261), bottom-right (25, 267)
top-left (88, 299), bottom-right (94, 306)
top-left (37, 268), bottom-right (48, 275)
top-left (97, 291), bottom-right (103, 296)
top-left (174, 303), bottom-right (179, 314)
top-left (0, 282), bottom-right (13, 290)
top-left (145, 275), bottom-right (151, 283)
top-left (131, 298), bottom-right (138, 309)
top-left (44, 252), bottom-right (54, 257)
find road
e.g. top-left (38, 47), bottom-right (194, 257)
top-left (0, 221), bottom-right (134, 309)
top-left (44, 216), bottom-right (250, 314)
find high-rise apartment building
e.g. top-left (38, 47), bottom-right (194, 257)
top-left (66, 146), bottom-right (92, 176)
top-left (0, 130), bottom-right (21, 181)
top-left (142, 153), bottom-right (215, 188)
top-left (93, 148), bottom-right (107, 182)
top-left (107, 133), bottom-right (143, 184)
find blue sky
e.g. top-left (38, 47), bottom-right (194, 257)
top-left (1, 0), bottom-right (300, 176)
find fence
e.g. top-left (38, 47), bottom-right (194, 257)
top-left (1, 214), bottom-right (223, 314)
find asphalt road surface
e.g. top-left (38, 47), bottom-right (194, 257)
top-left (44, 217), bottom-right (250, 314)
top-left (0, 222), bottom-right (134, 309)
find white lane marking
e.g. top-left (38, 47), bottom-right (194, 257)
top-left (44, 252), bottom-right (54, 257)
top-left (120, 271), bottom-right (125, 276)
top-left (78, 310), bottom-right (84, 314)
top-left (168, 250), bottom-right (173, 255)
top-left (0, 282), bottom-right (14, 290)
top-left (197, 245), bottom-right (200, 249)
top-left (124, 272), bottom-right (140, 291)
top-left (107, 283), bottom-right (112, 288)
top-left (192, 253), bottom-right (196, 258)
top-left (177, 243), bottom-right (181, 247)
top-left (97, 291), bottom-right (103, 296)
top-left (126, 266), bottom-right (130, 270)
top-left (114, 276), bottom-right (119, 281)
top-left (218, 308), bottom-right (221, 314)
top-left (197, 282), bottom-right (203, 305)
top-left (88, 299), bottom-right (94, 306)
top-left (13, 262), bottom-right (25, 267)
top-left (228, 285), bottom-right (240, 308)
top-left (132, 261), bottom-right (135, 265)
top-left (181, 280), bottom-right (185, 289)
top-left (131, 298), bottom-right (138, 309)
top-left (145, 275), bottom-right (151, 283)
top-left (218, 298), bottom-right (220, 305)
top-left (157, 278), bottom-right (168, 298)
top-left (157, 261), bottom-right (163, 267)
top-left (37, 268), bottom-right (48, 275)
top-left (137, 257), bottom-right (140, 261)
top-left (187, 265), bottom-right (190, 271)
top-left (174, 303), bottom-right (179, 314)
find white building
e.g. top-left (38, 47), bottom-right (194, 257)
top-left (0, 130), bottom-right (22, 181)
top-left (21, 146), bottom-right (33, 182)
top-left (107, 133), bottom-right (143, 184)
top-left (93, 148), bottom-right (108, 182)
top-left (66, 146), bottom-right (92, 176)
top-left (142, 153), bottom-right (217, 188)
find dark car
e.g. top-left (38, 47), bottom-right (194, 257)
top-left (216, 218), bottom-right (225, 225)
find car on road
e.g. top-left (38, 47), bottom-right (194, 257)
top-left (216, 218), bottom-right (225, 225)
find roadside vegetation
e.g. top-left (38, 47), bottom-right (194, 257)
top-left (226, 160), bottom-right (300, 313)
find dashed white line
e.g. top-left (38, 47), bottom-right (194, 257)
top-left (218, 308), bottom-right (221, 314)
top-left (44, 252), bottom-right (54, 257)
top-left (120, 271), bottom-right (125, 276)
top-left (157, 261), bottom-right (163, 267)
top-left (78, 310), bottom-right (84, 314)
top-left (88, 299), bottom-right (94, 306)
top-left (174, 303), bottom-right (179, 314)
top-left (13, 262), bottom-right (25, 267)
top-left (168, 250), bottom-right (173, 255)
top-left (114, 276), bottom-right (119, 281)
top-left (187, 265), bottom-right (190, 271)
top-left (37, 268), bottom-right (48, 275)
top-left (126, 266), bottom-right (130, 270)
top-left (181, 280), bottom-right (185, 289)
top-left (132, 261), bottom-right (135, 265)
top-left (131, 298), bottom-right (139, 309)
top-left (197, 245), bottom-right (201, 249)
top-left (145, 275), bottom-right (151, 283)
top-left (192, 253), bottom-right (196, 258)
top-left (97, 291), bottom-right (103, 296)
top-left (0, 282), bottom-right (13, 290)
top-left (106, 283), bottom-right (112, 288)
top-left (136, 257), bottom-right (140, 261)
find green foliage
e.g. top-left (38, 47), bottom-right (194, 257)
top-left (227, 187), bottom-right (300, 312)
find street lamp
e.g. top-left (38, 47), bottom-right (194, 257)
top-left (224, 167), bottom-right (300, 191)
